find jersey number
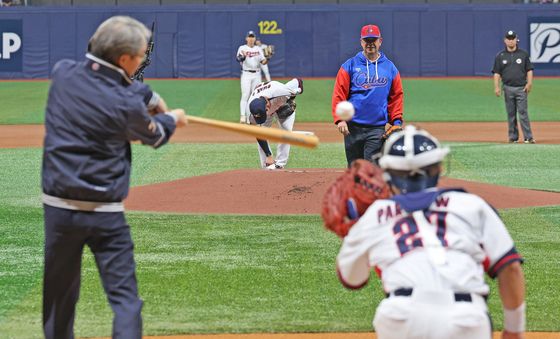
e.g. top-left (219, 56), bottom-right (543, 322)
top-left (392, 211), bottom-right (448, 256)
top-left (258, 21), bottom-right (283, 35)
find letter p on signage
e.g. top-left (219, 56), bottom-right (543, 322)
top-left (1, 33), bottom-right (22, 59)
top-left (0, 20), bottom-right (23, 72)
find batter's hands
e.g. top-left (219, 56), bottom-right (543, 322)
top-left (337, 121), bottom-right (350, 136)
top-left (502, 331), bottom-right (524, 339)
top-left (495, 86), bottom-right (501, 97)
top-left (171, 109), bottom-right (188, 127)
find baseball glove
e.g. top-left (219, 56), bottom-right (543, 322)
top-left (276, 96), bottom-right (296, 119)
top-left (264, 45), bottom-right (275, 59)
top-left (321, 159), bottom-right (390, 238)
top-left (382, 124), bottom-right (403, 140)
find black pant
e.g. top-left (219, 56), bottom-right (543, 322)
top-left (43, 205), bottom-right (143, 339)
top-left (344, 123), bottom-right (385, 167)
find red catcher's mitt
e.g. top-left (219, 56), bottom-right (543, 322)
top-left (382, 124), bottom-right (403, 140)
top-left (321, 159), bottom-right (391, 238)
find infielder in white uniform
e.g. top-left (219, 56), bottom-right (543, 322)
top-left (323, 126), bottom-right (526, 339)
top-left (236, 31), bottom-right (268, 124)
top-left (247, 78), bottom-right (303, 170)
top-left (255, 37), bottom-right (271, 82)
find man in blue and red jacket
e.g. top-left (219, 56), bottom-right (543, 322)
top-left (332, 24), bottom-right (404, 167)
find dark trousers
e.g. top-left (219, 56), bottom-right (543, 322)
top-left (43, 205), bottom-right (143, 339)
top-left (503, 84), bottom-right (533, 141)
top-left (344, 123), bottom-right (386, 167)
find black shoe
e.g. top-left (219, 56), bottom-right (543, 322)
top-left (508, 139), bottom-right (519, 143)
top-left (524, 138), bottom-right (536, 144)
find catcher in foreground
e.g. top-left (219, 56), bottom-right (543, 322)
top-left (321, 125), bottom-right (526, 339)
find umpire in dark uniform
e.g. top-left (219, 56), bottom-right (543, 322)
top-left (42, 16), bottom-right (187, 339)
top-left (492, 30), bottom-right (535, 144)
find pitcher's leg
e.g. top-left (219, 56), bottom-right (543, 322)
top-left (275, 113), bottom-right (296, 168)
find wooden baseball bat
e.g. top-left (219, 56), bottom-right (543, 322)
top-left (185, 115), bottom-right (319, 149)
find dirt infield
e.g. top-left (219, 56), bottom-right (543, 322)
top-left (126, 169), bottom-right (560, 213)
top-left (1, 122), bottom-right (560, 148)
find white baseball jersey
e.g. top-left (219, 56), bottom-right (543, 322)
top-left (247, 79), bottom-right (302, 119)
top-left (237, 45), bottom-right (265, 71)
top-left (337, 188), bottom-right (522, 295)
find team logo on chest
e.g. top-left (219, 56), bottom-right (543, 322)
top-left (516, 58), bottom-right (522, 64)
top-left (354, 72), bottom-right (388, 89)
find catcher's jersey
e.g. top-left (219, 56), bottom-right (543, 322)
top-left (247, 79), bottom-right (302, 118)
top-left (337, 189), bottom-right (522, 296)
top-left (237, 45), bottom-right (265, 71)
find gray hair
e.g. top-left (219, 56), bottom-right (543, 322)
top-left (89, 16), bottom-right (150, 65)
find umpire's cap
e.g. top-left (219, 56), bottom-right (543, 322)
top-left (505, 30), bottom-right (517, 40)
top-left (249, 97), bottom-right (267, 124)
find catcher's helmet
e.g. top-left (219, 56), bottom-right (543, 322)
top-left (378, 125), bottom-right (449, 193)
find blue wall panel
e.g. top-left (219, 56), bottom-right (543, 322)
top-left (49, 13), bottom-right (76, 74)
top-left (446, 12), bottom-right (474, 76)
top-left (312, 11), bottom-right (339, 77)
top-left (420, 11), bottom-right (446, 76)
top-left (205, 12), bottom-right (232, 78)
top-left (285, 11), bottom-right (313, 77)
top-left (23, 13), bottom-right (49, 78)
top-left (1, 5), bottom-right (560, 79)
top-left (177, 12), bottom-right (204, 77)
top-left (393, 11), bottom-right (421, 76)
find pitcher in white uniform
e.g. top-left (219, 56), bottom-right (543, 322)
top-left (325, 126), bottom-right (526, 339)
top-left (247, 78), bottom-right (303, 170)
top-left (236, 31), bottom-right (268, 124)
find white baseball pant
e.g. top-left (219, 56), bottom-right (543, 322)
top-left (240, 71), bottom-right (261, 123)
top-left (261, 64), bottom-right (271, 82)
top-left (256, 112), bottom-right (296, 168)
top-left (373, 289), bottom-right (491, 339)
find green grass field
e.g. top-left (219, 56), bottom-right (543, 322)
top-left (0, 79), bottom-right (559, 338)
top-left (0, 77), bottom-right (559, 124)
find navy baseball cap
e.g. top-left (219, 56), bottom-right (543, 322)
top-left (246, 30), bottom-right (256, 37)
top-left (249, 97), bottom-right (267, 124)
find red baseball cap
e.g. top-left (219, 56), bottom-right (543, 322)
top-left (361, 25), bottom-right (381, 39)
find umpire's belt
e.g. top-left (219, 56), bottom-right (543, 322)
top-left (386, 288), bottom-right (486, 303)
top-left (243, 69), bottom-right (257, 73)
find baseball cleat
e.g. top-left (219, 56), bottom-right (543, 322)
top-left (265, 164), bottom-right (284, 170)
top-left (524, 139), bottom-right (536, 144)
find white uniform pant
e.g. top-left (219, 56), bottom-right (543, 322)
top-left (257, 112), bottom-right (296, 168)
top-left (240, 71), bottom-right (261, 123)
top-left (261, 64), bottom-right (271, 82)
top-left (373, 289), bottom-right (491, 339)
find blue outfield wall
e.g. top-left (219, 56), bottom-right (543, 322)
top-left (0, 4), bottom-right (559, 79)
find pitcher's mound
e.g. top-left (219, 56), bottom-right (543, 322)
top-left (126, 169), bottom-right (560, 214)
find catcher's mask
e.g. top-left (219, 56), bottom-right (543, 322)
top-left (378, 125), bottom-right (449, 194)
top-left (249, 97), bottom-right (267, 124)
